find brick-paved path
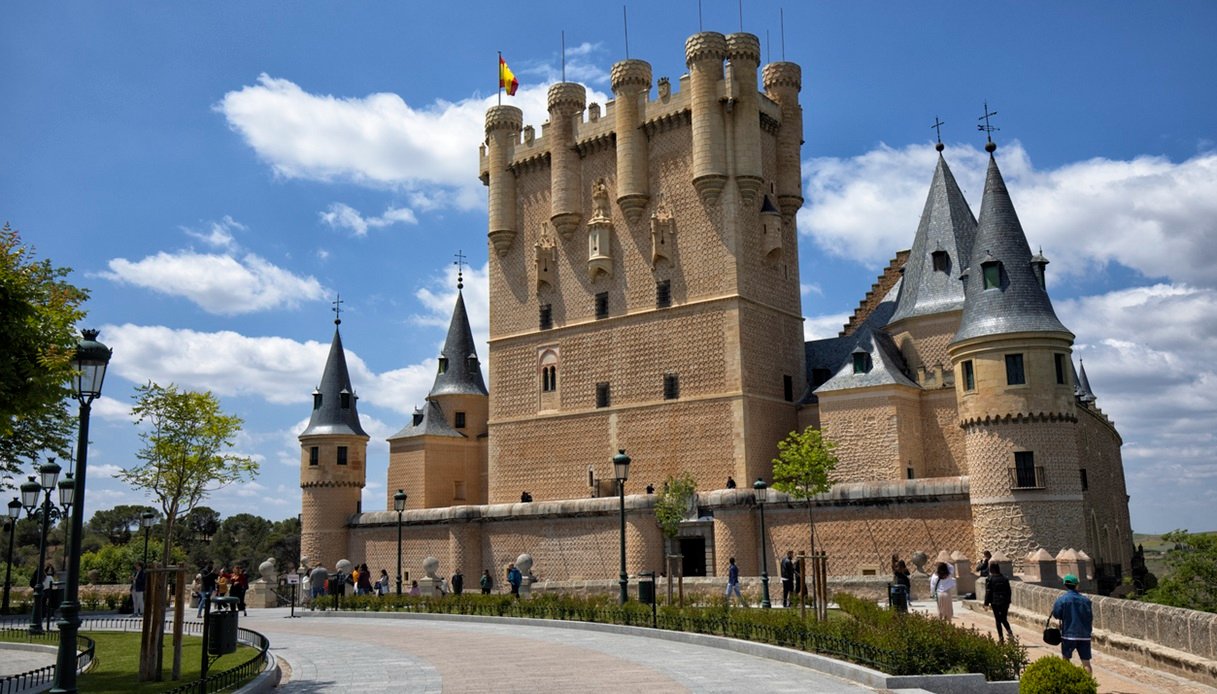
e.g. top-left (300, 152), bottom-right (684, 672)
top-left (239, 609), bottom-right (877, 693)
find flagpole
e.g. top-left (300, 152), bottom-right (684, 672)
top-left (497, 51), bottom-right (502, 106)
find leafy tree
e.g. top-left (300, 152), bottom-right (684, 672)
top-left (116, 382), bottom-right (257, 567)
top-left (173, 506), bottom-right (222, 569)
top-left (654, 472), bottom-right (697, 540)
top-left (0, 223), bottom-right (89, 470)
top-left (213, 513), bottom-right (273, 570)
top-left (771, 426), bottom-right (838, 558)
top-left (88, 504), bottom-right (159, 545)
top-left (1144, 530), bottom-right (1217, 613)
top-left (264, 516), bottom-right (301, 573)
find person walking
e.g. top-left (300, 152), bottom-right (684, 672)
top-left (780, 551), bottom-right (796, 608)
top-left (197, 564), bottom-right (217, 618)
top-left (1051, 573), bottom-right (1094, 673)
top-left (930, 562), bottom-right (955, 620)
top-left (480, 569), bottom-right (493, 595)
top-left (131, 562), bottom-right (146, 617)
top-left (724, 557), bottom-right (742, 604)
top-left (983, 560), bottom-right (1014, 642)
top-left (507, 563), bottom-right (522, 598)
top-left (451, 569), bottom-right (464, 596)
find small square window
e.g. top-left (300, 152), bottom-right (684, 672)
top-left (783, 375), bottom-right (793, 402)
top-left (595, 292), bottom-right (609, 319)
top-left (337, 446), bottom-right (348, 466)
top-left (454, 411), bottom-right (466, 429)
top-left (1054, 354), bottom-right (1067, 385)
top-left (1005, 354), bottom-right (1025, 385)
top-left (656, 280), bottom-right (672, 309)
top-left (663, 373), bottom-right (680, 400)
top-left (309, 447), bottom-right (319, 466)
top-left (595, 382), bottom-right (611, 408)
top-left (539, 304), bottom-right (553, 330)
top-left (962, 360), bottom-right (975, 391)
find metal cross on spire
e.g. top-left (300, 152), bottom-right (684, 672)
top-left (332, 293), bottom-right (344, 325)
top-left (978, 101), bottom-right (999, 152)
top-left (453, 250), bottom-right (466, 290)
top-left (931, 116), bottom-right (946, 152)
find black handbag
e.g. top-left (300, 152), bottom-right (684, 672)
top-left (1042, 615), bottom-right (1062, 645)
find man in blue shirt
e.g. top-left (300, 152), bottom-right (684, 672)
top-left (1051, 573), bottom-right (1094, 673)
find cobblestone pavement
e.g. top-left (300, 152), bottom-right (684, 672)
top-left (909, 599), bottom-right (1217, 694)
top-left (238, 609), bottom-right (877, 693)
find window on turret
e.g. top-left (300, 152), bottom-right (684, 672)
top-left (1005, 354), bottom-right (1025, 385)
top-left (982, 261), bottom-right (1003, 290)
top-left (656, 280), bottom-right (672, 308)
top-left (1054, 354), bottom-right (1067, 385)
top-left (309, 447), bottom-right (319, 466)
top-left (932, 251), bottom-right (950, 273)
top-left (312, 390), bottom-right (321, 410)
top-left (783, 375), bottom-right (793, 402)
top-left (454, 412), bottom-right (466, 429)
top-left (438, 357), bottom-right (448, 374)
top-left (852, 353), bottom-right (872, 374)
top-left (337, 446), bottom-right (348, 465)
top-left (539, 304), bottom-right (553, 330)
top-left (1011, 451), bottom-right (1040, 489)
top-left (340, 389), bottom-right (351, 409)
top-left (595, 292), bottom-right (609, 319)
top-left (962, 360), bottom-right (975, 391)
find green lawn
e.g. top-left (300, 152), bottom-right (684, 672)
top-left (0, 630), bottom-right (257, 694)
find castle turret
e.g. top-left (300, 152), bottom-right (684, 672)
top-left (685, 31), bottom-right (729, 205)
top-left (948, 148), bottom-right (1083, 561)
top-left (727, 33), bottom-right (763, 207)
top-left (299, 317), bottom-right (369, 571)
top-left (547, 82), bottom-right (587, 238)
top-left (610, 59), bottom-right (652, 223)
top-left (761, 61), bottom-right (803, 218)
top-left (485, 106), bottom-right (523, 256)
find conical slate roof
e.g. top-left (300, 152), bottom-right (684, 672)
top-left (386, 400), bottom-right (464, 440)
top-left (428, 289), bottom-right (488, 397)
top-left (300, 324), bottom-right (369, 438)
top-left (815, 282), bottom-right (917, 394)
top-left (953, 154), bottom-right (1071, 343)
top-left (889, 153), bottom-right (977, 324)
top-left (1076, 359), bottom-right (1096, 403)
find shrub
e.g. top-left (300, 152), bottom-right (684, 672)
top-left (1019, 655), bottom-right (1097, 693)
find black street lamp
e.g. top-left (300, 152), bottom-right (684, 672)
top-left (52, 328), bottom-right (111, 694)
top-left (140, 511), bottom-right (156, 566)
top-left (22, 459), bottom-right (64, 634)
top-left (613, 449), bottom-right (631, 605)
top-left (394, 489), bottom-right (406, 596)
top-left (57, 475), bottom-right (75, 568)
top-left (3, 497), bottom-right (21, 614)
top-left (753, 478), bottom-right (771, 609)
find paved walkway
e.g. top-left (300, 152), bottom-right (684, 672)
top-left (238, 608), bottom-right (877, 693)
top-left (0, 645), bottom-right (54, 677)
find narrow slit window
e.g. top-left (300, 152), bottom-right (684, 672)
top-left (595, 382), bottom-right (610, 408)
top-left (309, 447), bottom-right (319, 466)
top-left (1054, 354), bottom-right (1067, 385)
top-left (539, 304), bottom-right (553, 330)
top-left (656, 280), bottom-right (672, 309)
top-left (595, 292), bottom-right (609, 319)
top-left (783, 375), bottom-right (793, 402)
top-left (454, 411), bottom-right (466, 429)
top-left (962, 360), bottom-right (975, 391)
top-left (663, 373), bottom-right (680, 400)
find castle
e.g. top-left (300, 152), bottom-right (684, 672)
top-left (299, 30), bottom-right (1133, 588)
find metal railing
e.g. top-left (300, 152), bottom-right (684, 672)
top-left (1008, 465), bottom-right (1046, 490)
top-left (0, 622), bottom-right (95, 694)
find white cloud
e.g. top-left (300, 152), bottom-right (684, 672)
top-left (803, 312), bottom-right (851, 341)
top-left (800, 144), bottom-right (1217, 288)
top-left (216, 74), bottom-right (608, 211)
top-left (319, 202), bottom-right (418, 236)
top-left (183, 215), bottom-right (244, 250)
top-left (100, 251), bottom-right (327, 315)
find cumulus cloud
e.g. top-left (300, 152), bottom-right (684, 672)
top-left (183, 215), bottom-right (244, 250)
top-left (100, 251), bottom-right (327, 315)
top-left (803, 312), bottom-right (851, 341)
top-left (800, 144), bottom-right (1217, 287)
top-left (216, 74), bottom-right (608, 210)
top-left (319, 202), bottom-right (418, 236)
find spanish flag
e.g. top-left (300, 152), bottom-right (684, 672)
top-left (499, 55), bottom-right (519, 96)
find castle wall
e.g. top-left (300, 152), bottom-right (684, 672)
top-left (1076, 406), bottom-right (1133, 572)
top-left (817, 388), bottom-right (918, 482)
top-left (918, 389), bottom-right (967, 477)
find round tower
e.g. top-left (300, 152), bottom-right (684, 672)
top-left (547, 82), bottom-right (587, 239)
top-left (299, 319), bottom-right (369, 572)
top-left (761, 61), bottom-right (803, 219)
top-left (610, 59), bottom-right (652, 223)
top-left (948, 151), bottom-right (1084, 561)
top-left (685, 31), bottom-right (728, 205)
top-left (726, 32), bottom-right (763, 206)
top-left (485, 105), bottom-right (524, 257)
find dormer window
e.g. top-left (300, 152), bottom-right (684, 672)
top-left (312, 389), bottom-right (322, 410)
top-left (931, 250), bottom-right (950, 273)
top-left (852, 352), bottom-right (872, 374)
top-left (982, 261), bottom-right (1003, 290)
top-left (466, 355), bottom-right (478, 370)
top-left (412, 409), bottom-right (424, 426)
top-left (340, 388), bottom-right (351, 409)
top-left (438, 357), bottom-right (448, 374)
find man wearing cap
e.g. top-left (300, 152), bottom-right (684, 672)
top-left (1051, 573), bottom-right (1094, 673)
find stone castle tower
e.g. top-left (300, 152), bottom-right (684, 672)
top-left (480, 31), bottom-right (807, 501)
top-left (298, 317), bottom-right (369, 571)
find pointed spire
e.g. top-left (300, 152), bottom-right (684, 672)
top-left (429, 285), bottom-right (488, 398)
top-left (889, 151), bottom-right (977, 324)
top-left (1076, 359), bottom-right (1096, 403)
top-left (953, 152), bottom-right (1071, 343)
top-left (301, 322), bottom-right (368, 437)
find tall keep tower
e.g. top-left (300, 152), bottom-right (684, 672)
top-left (480, 31), bottom-right (806, 502)
top-left (948, 145), bottom-right (1083, 560)
top-left (299, 317), bottom-right (369, 571)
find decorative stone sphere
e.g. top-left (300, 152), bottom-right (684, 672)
top-left (258, 557), bottom-right (276, 581)
top-left (422, 556), bottom-right (440, 579)
top-left (516, 553), bottom-right (533, 576)
top-left (911, 551), bottom-right (929, 574)
top-left (336, 559), bottom-right (353, 574)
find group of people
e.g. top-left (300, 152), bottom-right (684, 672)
top-left (188, 563), bottom-right (250, 617)
top-left (303, 563), bottom-right (502, 605)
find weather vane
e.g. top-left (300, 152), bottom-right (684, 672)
top-left (931, 116), bottom-right (946, 152)
top-left (332, 293), bottom-right (343, 325)
top-left (453, 250), bottom-right (466, 290)
top-left (978, 101), bottom-right (999, 152)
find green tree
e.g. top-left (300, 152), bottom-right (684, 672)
top-left (264, 516), bottom-right (301, 573)
top-left (771, 426), bottom-right (838, 558)
top-left (213, 513), bottom-right (272, 570)
top-left (88, 504), bottom-right (159, 545)
top-left (1144, 530), bottom-right (1217, 613)
top-left (0, 223), bottom-right (89, 470)
top-left (654, 472), bottom-right (697, 541)
top-left (174, 506), bottom-right (221, 569)
top-left (117, 382), bottom-right (257, 567)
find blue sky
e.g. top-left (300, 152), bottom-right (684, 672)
top-left (3, 2), bottom-right (1215, 534)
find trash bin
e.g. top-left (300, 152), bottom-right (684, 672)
top-left (637, 573), bottom-right (655, 605)
top-left (207, 596), bottom-right (240, 655)
top-left (888, 583), bottom-right (909, 613)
